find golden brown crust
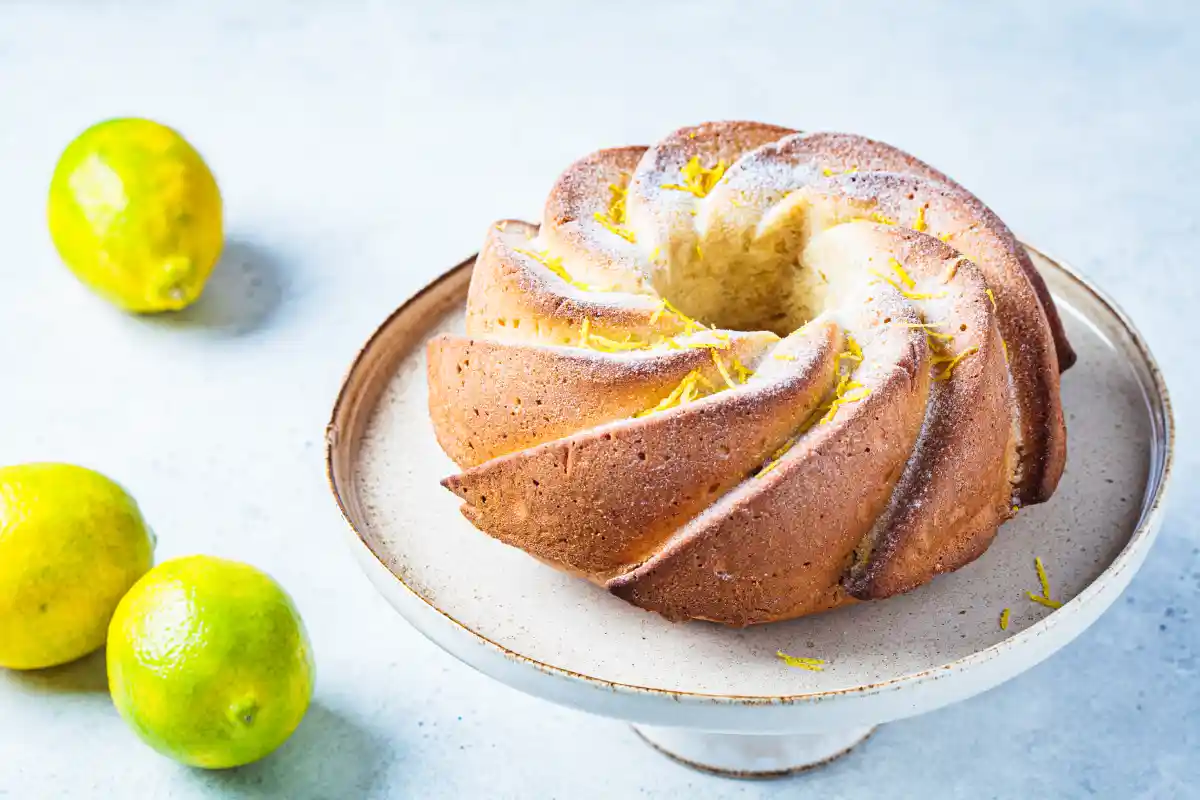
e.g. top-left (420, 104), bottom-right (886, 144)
top-left (427, 331), bottom-right (777, 468)
top-left (831, 172), bottom-right (1065, 503)
top-left (774, 131), bottom-right (1076, 372)
top-left (633, 121), bottom-right (798, 179)
top-left (835, 227), bottom-right (1017, 599)
top-left (608, 288), bottom-right (931, 625)
top-left (541, 146), bottom-right (649, 294)
top-left (443, 324), bottom-right (839, 582)
top-left (465, 220), bottom-right (678, 345)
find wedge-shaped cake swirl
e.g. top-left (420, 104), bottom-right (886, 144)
top-left (428, 121), bottom-right (1072, 625)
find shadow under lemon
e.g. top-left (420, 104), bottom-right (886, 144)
top-left (0, 647), bottom-right (109, 694)
top-left (142, 237), bottom-right (286, 337)
top-left (195, 703), bottom-right (392, 799)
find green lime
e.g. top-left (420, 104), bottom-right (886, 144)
top-left (48, 117), bottom-right (223, 312)
top-left (0, 463), bottom-right (154, 670)
top-left (107, 556), bottom-right (314, 769)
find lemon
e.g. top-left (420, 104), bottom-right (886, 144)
top-left (48, 117), bottom-right (223, 312)
top-left (107, 556), bottom-right (314, 769)
top-left (0, 463), bottom-right (155, 670)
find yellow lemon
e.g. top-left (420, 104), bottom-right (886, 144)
top-left (48, 117), bottom-right (223, 312)
top-left (107, 556), bottom-right (314, 769)
top-left (0, 463), bottom-right (155, 670)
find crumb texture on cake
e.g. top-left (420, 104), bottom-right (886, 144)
top-left (427, 121), bottom-right (1073, 626)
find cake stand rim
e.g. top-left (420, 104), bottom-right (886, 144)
top-left (325, 241), bottom-right (1175, 715)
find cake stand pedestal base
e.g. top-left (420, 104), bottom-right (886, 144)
top-left (631, 724), bottom-right (876, 778)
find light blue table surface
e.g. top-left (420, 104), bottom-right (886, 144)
top-left (1, 2), bottom-right (1195, 797)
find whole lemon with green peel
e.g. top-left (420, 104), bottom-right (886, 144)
top-left (48, 117), bottom-right (223, 312)
top-left (0, 463), bottom-right (155, 670)
top-left (107, 556), bottom-right (314, 769)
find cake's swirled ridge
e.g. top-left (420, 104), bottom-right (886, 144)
top-left (427, 121), bottom-right (1072, 625)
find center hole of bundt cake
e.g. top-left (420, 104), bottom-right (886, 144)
top-left (647, 219), bottom-right (833, 337)
top-left (649, 251), bottom-right (810, 337)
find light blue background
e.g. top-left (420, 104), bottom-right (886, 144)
top-left (0, 2), bottom-right (1195, 797)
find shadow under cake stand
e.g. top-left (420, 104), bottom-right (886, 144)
top-left (325, 246), bottom-right (1173, 778)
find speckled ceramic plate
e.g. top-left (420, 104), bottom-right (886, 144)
top-left (327, 245), bottom-right (1172, 741)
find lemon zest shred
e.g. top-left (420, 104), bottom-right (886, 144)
top-left (495, 220), bottom-right (508, 231)
top-left (838, 333), bottom-right (863, 365)
top-left (711, 350), bottom-right (737, 389)
top-left (591, 180), bottom-right (636, 243)
top-left (1026, 592), bottom-right (1063, 610)
top-left (587, 332), bottom-right (650, 352)
top-left (1001, 337), bottom-right (1009, 363)
top-left (937, 231), bottom-right (953, 243)
top-left (870, 211), bottom-right (897, 226)
top-left (869, 269), bottom-right (948, 300)
top-left (635, 379), bottom-right (689, 418)
top-left (985, 288), bottom-right (997, 310)
top-left (592, 212), bottom-right (637, 243)
top-left (776, 650), bottom-right (825, 671)
top-left (635, 369), bottom-right (711, 417)
top-left (648, 245), bottom-right (661, 262)
top-left (662, 156), bottom-right (729, 198)
top-left (757, 436), bottom-right (797, 478)
top-left (905, 321), bottom-right (956, 343)
top-left (819, 387), bottom-right (871, 424)
top-left (913, 205), bottom-right (928, 233)
top-left (516, 248), bottom-right (599, 292)
top-left (1025, 556), bottom-right (1063, 609)
top-left (609, 179), bottom-right (628, 223)
top-left (999, 608), bottom-right (1011, 630)
top-left (774, 353), bottom-right (797, 361)
top-left (821, 164), bottom-right (859, 178)
top-left (756, 458), bottom-right (783, 478)
top-left (931, 345), bottom-right (980, 381)
top-left (731, 355), bottom-right (753, 383)
top-left (651, 297), bottom-right (703, 336)
top-left (577, 318), bottom-right (653, 353)
top-left (1035, 557), bottom-right (1052, 600)
top-left (819, 373), bottom-right (870, 424)
top-left (682, 338), bottom-right (730, 351)
top-left (889, 258), bottom-right (917, 289)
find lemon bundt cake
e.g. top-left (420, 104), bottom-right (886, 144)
top-left (427, 121), bottom-right (1073, 626)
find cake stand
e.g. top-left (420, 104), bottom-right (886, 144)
top-left (325, 245), bottom-right (1173, 777)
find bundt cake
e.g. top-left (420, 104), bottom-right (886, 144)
top-left (427, 121), bottom-right (1073, 626)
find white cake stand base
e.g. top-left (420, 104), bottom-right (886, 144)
top-left (632, 725), bottom-right (876, 778)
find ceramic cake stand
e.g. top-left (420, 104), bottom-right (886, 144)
top-left (325, 246), bottom-right (1173, 778)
